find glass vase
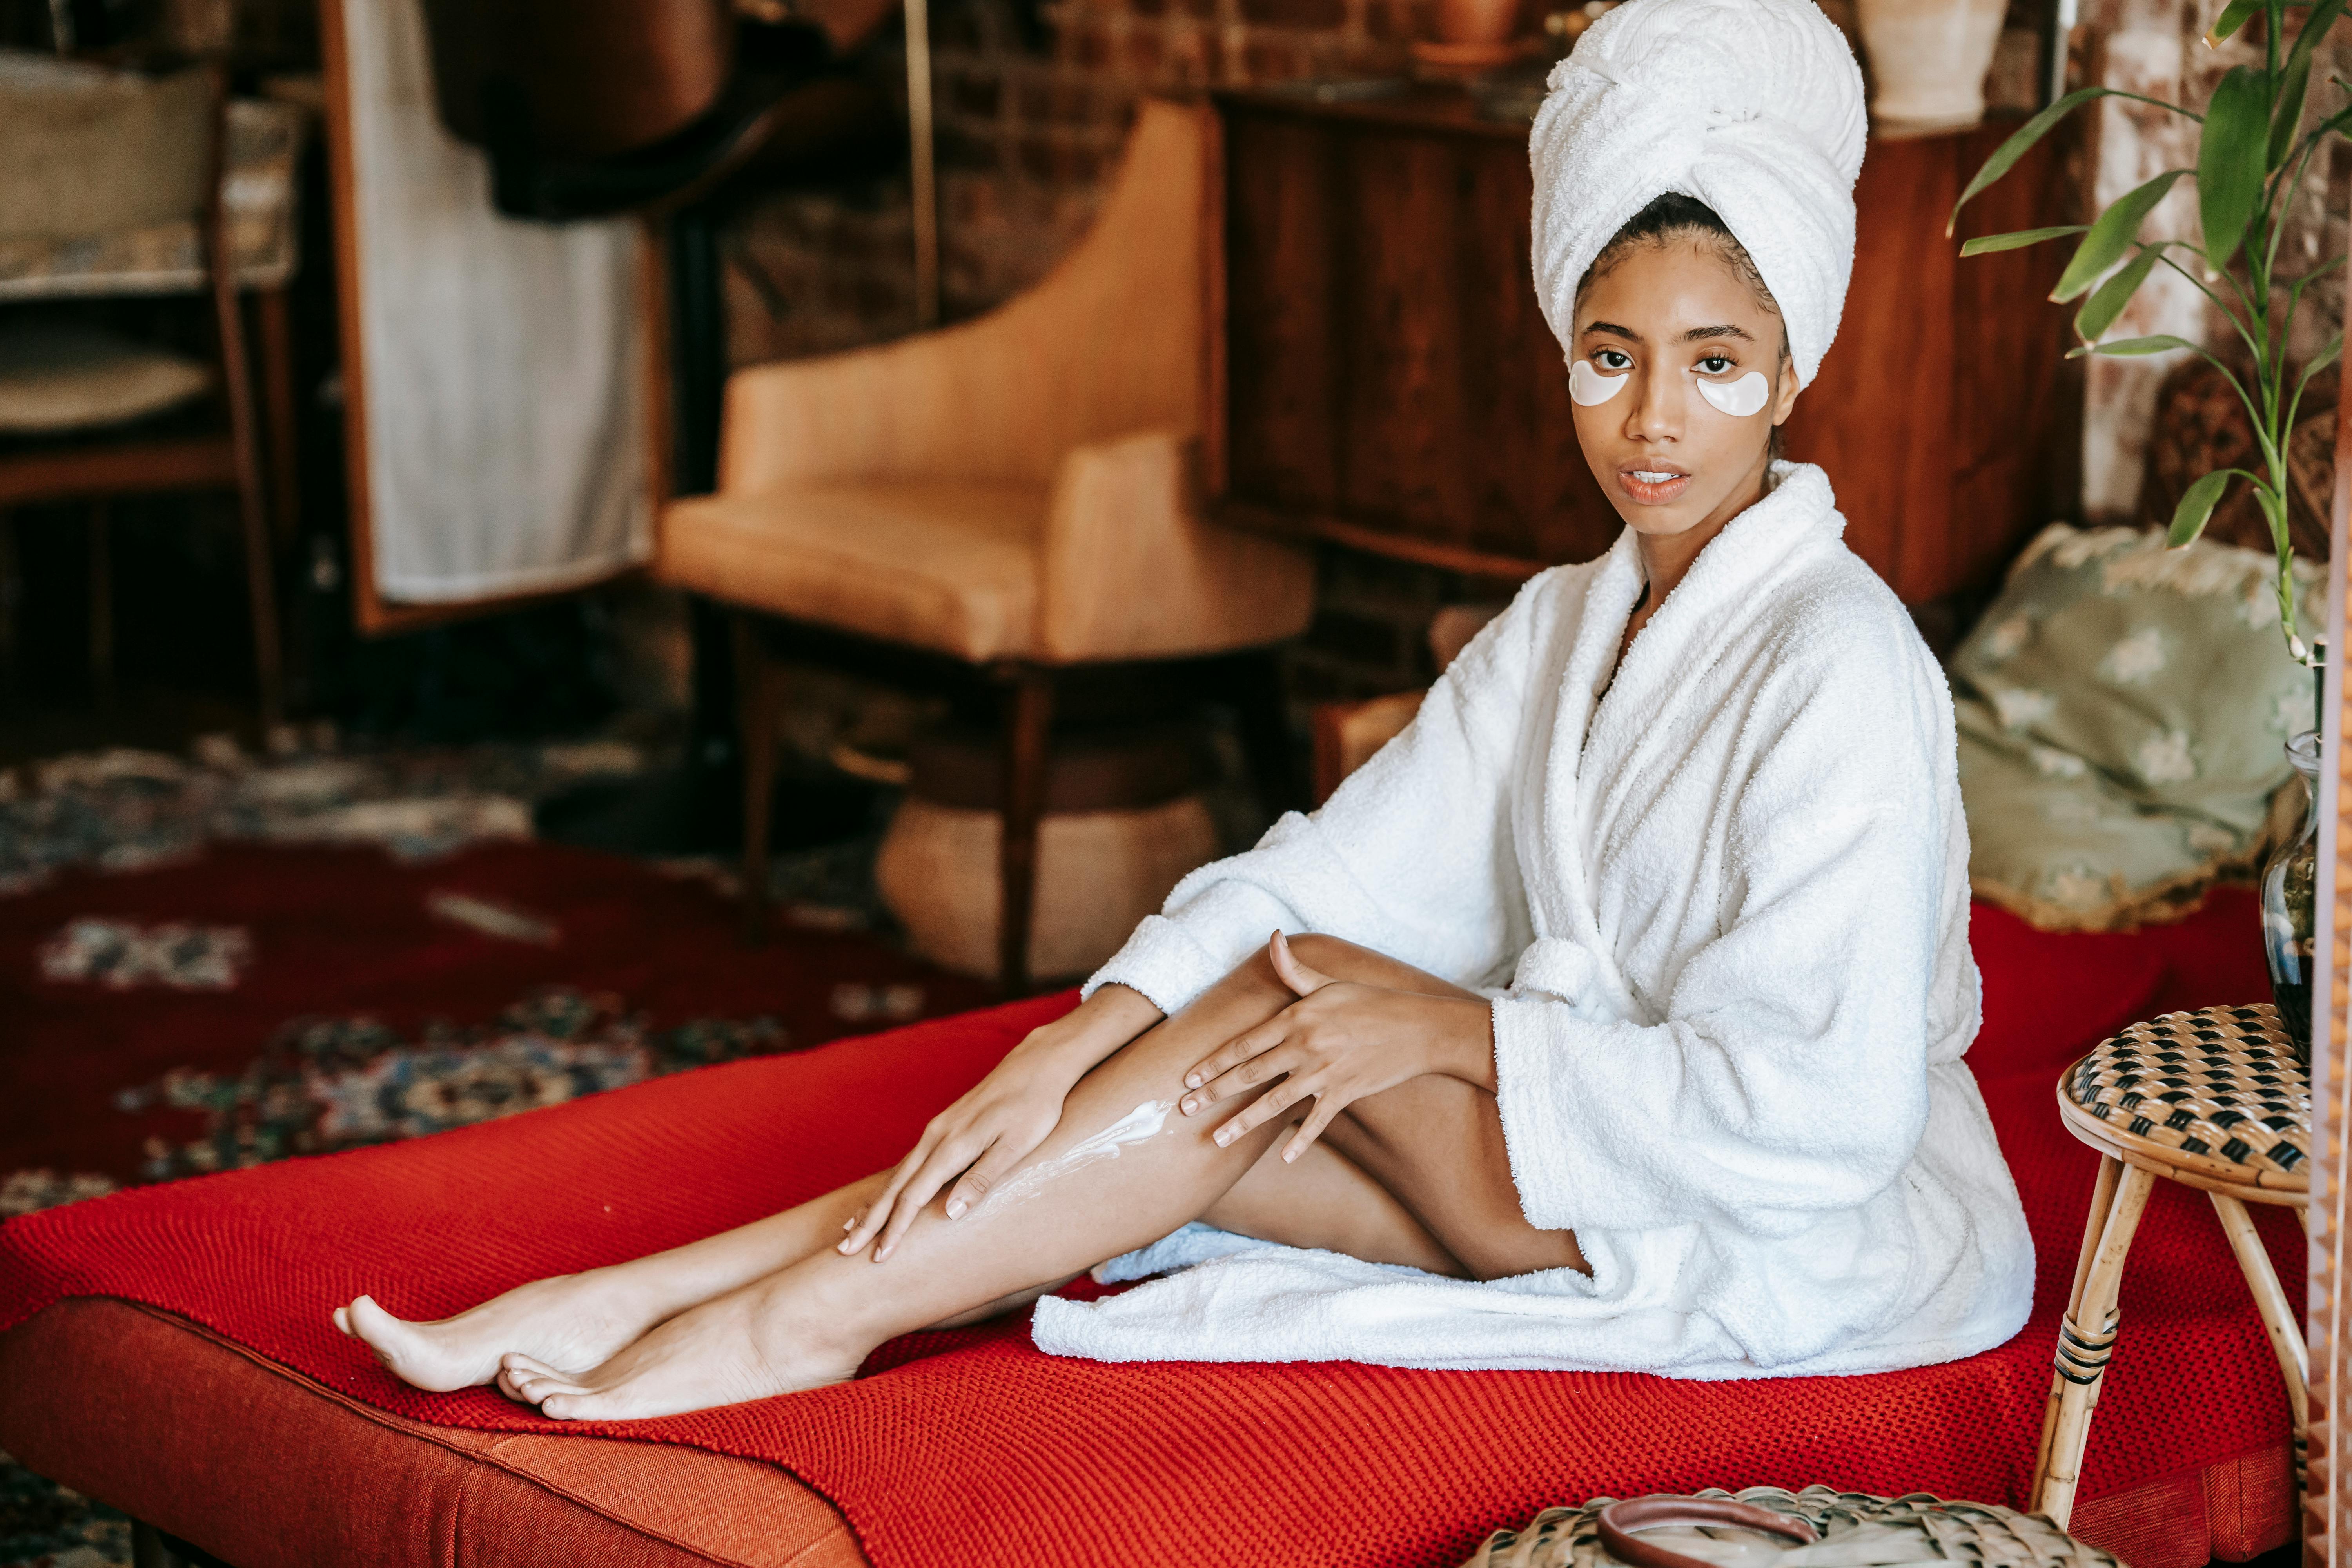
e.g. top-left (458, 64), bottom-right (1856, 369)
top-left (2262, 730), bottom-right (2321, 1063)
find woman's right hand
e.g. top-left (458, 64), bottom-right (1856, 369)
top-left (837, 984), bottom-right (1163, 1262)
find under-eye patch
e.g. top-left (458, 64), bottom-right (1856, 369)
top-left (1694, 371), bottom-right (1769, 417)
top-left (1569, 360), bottom-right (1628, 407)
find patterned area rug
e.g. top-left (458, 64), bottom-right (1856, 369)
top-left (0, 742), bottom-right (993, 1568)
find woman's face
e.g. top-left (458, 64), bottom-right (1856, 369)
top-left (1568, 238), bottom-right (1801, 542)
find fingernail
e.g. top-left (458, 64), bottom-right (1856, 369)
top-left (1283, 1147), bottom-right (1297, 1163)
top-left (1214, 1130), bottom-right (1230, 1146)
top-left (1181, 1096), bottom-right (1196, 1114)
top-left (874, 1246), bottom-right (890, 1262)
top-left (837, 1238), bottom-right (854, 1253)
top-left (1185, 1073), bottom-right (1201, 1088)
top-left (946, 1199), bottom-right (966, 1218)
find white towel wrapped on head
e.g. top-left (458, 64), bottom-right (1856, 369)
top-left (1529, 0), bottom-right (1867, 385)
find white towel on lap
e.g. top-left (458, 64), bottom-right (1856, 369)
top-left (1032, 465), bottom-right (2035, 1378)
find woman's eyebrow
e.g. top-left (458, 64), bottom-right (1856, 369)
top-left (1680, 323), bottom-right (1755, 342)
top-left (1583, 321), bottom-right (1642, 341)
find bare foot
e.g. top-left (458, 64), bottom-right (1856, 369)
top-left (503, 1275), bottom-right (862, 1420)
top-left (334, 1270), bottom-right (664, 1394)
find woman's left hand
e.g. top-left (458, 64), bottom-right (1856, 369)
top-left (1178, 931), bottom-right (1492, 1163)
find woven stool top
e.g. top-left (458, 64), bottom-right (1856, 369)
top-left (1459, 1485), bottom-right (2120, 1567)
top-left (2060, 1004), bottom-right (2309, 1197)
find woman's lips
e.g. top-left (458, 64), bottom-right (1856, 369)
top-left (1617, 466), bottom-right (1691, 506)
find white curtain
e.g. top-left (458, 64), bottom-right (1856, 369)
top-left (341, 0), bottom-right (651, 604)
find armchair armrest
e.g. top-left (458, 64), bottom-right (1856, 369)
top-left (1038, 430), bottom-right (1314, 663)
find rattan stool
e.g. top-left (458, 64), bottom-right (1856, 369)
top-left (2031, 1003), bottom-right (2308, 1529)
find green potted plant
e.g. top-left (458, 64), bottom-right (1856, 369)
top-left (1951, 0), bottom-right (2344, 1056)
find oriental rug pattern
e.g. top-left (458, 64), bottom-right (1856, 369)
top-left (0, 743), bottom-right (989, 1568)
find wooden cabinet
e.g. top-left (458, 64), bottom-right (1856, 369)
top-left (1207, 86), bottom-right (2079, 604)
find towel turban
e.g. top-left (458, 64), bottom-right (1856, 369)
top-left (1529, 0), bottom-right (1867, 387)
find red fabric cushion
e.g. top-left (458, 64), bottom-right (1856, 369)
top-left (0, 894), bottom-right (2297, 1568)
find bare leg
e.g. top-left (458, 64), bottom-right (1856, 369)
top-left (501, 941), bottom-right (1573, 1420)
top-left (345, 936), bottom-right (1573, 1408)
top-left (335, 1171), bottom-right (893, 1393)
top-left (1203, 935), bottom-right (1588, 1281)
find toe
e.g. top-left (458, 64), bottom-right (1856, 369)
top-left (333, 1306), bottom-right (351, 1336)
top-left (503, 1352), bottom-right (562, 1379)
top-left (516, 1372), bottom-right (586, 1404)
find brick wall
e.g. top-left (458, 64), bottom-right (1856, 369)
top-left (723, 0), bottom-right (1425, 366)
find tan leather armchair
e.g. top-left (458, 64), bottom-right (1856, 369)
top-left (658, 98), bottom-right (1315, 988)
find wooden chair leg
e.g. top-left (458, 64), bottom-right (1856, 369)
top-left (0, 508), bottom-right (16, 707)
top-left (212, 274), bottom-right (282, 728)
top-left (2210, 1192), bottom-right (2310, 1489)
top-left (256, 286), bottom-right (302, 548)
top-left (997, 665), bottom-right (1056, 996)
top-left (88, 499), bottom-right (113, 706)
top-left (2031, 1157), bottom-right (2155, 1528)
top-left (217, 297), bottom-right (284, 730)
top-left (734, 614), bottom-right (778, 945)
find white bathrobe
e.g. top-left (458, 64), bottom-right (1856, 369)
top-left (1031, 463), bottom-right (2035, 1379)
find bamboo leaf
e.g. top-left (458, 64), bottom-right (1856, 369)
top-left (2198, 65), bottom-right (2270, 267)
top-left (2205, 0), bottom-right (2264, 44)
top-left (2167, 468), bottom-right (2237, 546)
top-left (2299, 331), bottom-right (2344, 395)
top-left (2065, 334), bottom-right (2200, 357)
top-left (1950, 88), bottom-right (2109, 235)
top-left (2294, 103), bottom-right (2352, 169)
top-left (2075, 247), bottom-right (2163, 342)
top-left (2271, 0), bottom-right (2347, 167)
top-left (1959, 224), bottom-right (2089, 256)
top-left (2053, 171), bottom-right (2190, 301)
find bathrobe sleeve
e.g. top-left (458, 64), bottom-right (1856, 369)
top-left (1082, 575), bottom-right (1559, 1015)
top-left (1490, 611), bottom-right (1954, 1238)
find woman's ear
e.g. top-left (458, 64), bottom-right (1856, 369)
top-left (1771, 357), bottom-right (1804, 426)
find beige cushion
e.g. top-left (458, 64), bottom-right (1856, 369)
top-left (661, 430), bottom-right (1317, 666)
top-left (0, 54), bottom-right (212, 241)
top-left (1952, 523), bottom-right (2323, 929)
top-left (0, 98), bottom-right (309, 301)
top-left (0, 319), bottom-right (210, 432)
top-left (661, 480), bottom-right (1051, 662)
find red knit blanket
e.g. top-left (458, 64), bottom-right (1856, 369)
top-left (0, 897), bottom-right (2300, 1568)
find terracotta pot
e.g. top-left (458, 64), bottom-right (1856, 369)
top-left (1434, 0), bottom-right (1523, 48)
top-left (1855, 0), bottom-right (2007, 132)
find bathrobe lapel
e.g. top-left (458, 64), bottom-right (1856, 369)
top-left (1524, 464), bottom-right (1840, 1023)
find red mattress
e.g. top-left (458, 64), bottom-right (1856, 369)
top-left (0, 894), bottom-right (2301, 1568)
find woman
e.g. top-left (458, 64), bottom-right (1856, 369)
top-left (338, 0), bottom-right (2033, 1417)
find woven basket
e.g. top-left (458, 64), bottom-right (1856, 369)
top-left (1459, 1486), bottom-right (2120, 1568)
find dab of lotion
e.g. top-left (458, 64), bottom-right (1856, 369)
top-left (1695, 370), bottom-right (1770, 417)
top-left (1568, 360), bottom-right (1627, 407)
top-left (976, 1099), bottom-right (1174, 1213)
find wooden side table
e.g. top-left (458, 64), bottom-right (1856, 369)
top-left (2031, 1004), bottom-right (2309, 1529)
